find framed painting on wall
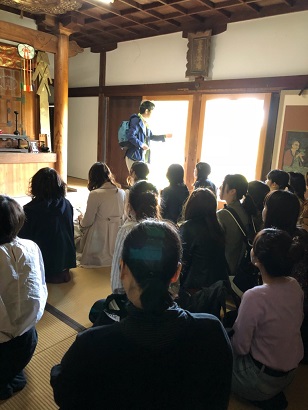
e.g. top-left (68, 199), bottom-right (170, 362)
top-left (280, 131), bottom-right (308, 177)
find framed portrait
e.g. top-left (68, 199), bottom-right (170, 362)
top-left (280, 131), bottom-right (308, 176)
top-left (273, 91), bottom-right (308, 181)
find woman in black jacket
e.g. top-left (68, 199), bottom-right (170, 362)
top-left (180, 188), bottom-right (228, 290)
top-left (51, 220), bottom-right (232, 410)
top-left (19, 167), bottom-right (76, 283)
top-left (160, 163), bottom-right (189, 224)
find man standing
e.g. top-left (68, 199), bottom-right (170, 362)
top-left (125, 100), bottom-right (172, 171)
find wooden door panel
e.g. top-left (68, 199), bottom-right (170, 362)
top-left (106, 96), bottom-right (141, 187)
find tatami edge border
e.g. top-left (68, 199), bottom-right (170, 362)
top-left (45, 303), bottom-right (87, 333)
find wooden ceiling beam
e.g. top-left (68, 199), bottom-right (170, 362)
top-left (0, 19), bottom-right (82, 56)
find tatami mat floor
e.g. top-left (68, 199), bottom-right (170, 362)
top-left (3, 177), bottom-right (307, 409)
top-left (47, 266), bottom-right (111, 328)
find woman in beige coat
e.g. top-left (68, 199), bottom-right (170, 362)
top-left (78, 163), bottom-right (125, 268)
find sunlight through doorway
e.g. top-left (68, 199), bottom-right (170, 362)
top-left (146, 99), bottom-right (190, 191)
top-left (200, 96), bottom-right (267, 188)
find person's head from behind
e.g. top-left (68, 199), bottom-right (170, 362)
top-left (139, 100), bottom-right (155, 118)
top-left (262, 190), bottom-right (299, 236)
top-left (195, 162), bottom-right (211, 181)
top-left (266, 169), bottom-right (289, 191)
top-left (252, 228), bottom-right (295, 278)
top-left (289, 172), bottom-right (306, 201)
top-left (166, 164), bottom-right (184, 186)
top-left (220, 174), bottom-right (248, 203)
top-left (121, 220), bottom-right (182, 314)
top-left (247, 180), bottom-right (270, 212)
top-left (29, 167), bottom-right (66, 200)
top-left (129, 180), bottom-right (160, 221)
top-left (183, 188), bottom-right (217, 221)
top-left (128, 161), bottom-right (149, 185)
top-left (88, 162), bottom-right (116, 191)
top-left (0, 195), bottom-right (25, 245)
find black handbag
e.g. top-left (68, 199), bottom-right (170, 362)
top-left (224, 207), bottom-right (261, 292)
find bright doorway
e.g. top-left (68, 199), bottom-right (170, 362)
top-left (145, 98), bottom-right (191, 191)
top-left (199, 94), bottom-right (270, 189)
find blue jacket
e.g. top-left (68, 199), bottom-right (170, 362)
top-left (125, 114), bottom-right (165, 162)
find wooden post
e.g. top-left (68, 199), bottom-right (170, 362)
top-left (54, 29), bottom-right (69, 182)
top-left (97, 51), bottom-right (106, 162)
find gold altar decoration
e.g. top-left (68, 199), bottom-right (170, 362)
top-left (0, 0), bottom-right (82, 14)
top-left (0, 43), bottom-right (21, 70)
top-left (32, 51), bottom-right (52, 150)
top-left (185, 30), bottom-right (212, 79)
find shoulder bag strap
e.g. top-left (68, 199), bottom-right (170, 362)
top-left (224, 207), bottom-right (248, 241)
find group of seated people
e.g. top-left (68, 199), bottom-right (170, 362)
top-left (1, 162), bottom-right (307, 410)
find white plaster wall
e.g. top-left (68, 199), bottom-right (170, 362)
top-left (67, 97), bottom-right (98, 179)
top-left (106, 33), bottom-right (188, 85)
top-left (0, 10), bottom-right (36, 29)
top-left (210, 12), bottom-right (308, 80)
top-left (69, 48), bottom-right (100, 87)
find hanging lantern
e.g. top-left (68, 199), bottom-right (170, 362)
top-left (17, 43), bottom-right (35, 92)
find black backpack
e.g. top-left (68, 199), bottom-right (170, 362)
top-left (177, 280), bottom-right (229, 319)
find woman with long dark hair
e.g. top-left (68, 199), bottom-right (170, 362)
top-left (51, 220), bottom-right (232, 409)
top-left (77, 162), bottom-right (125, 267)
top-left (160, 163), bottom-right (189, 223)
top-left (19, 167), bottom-right (76, 283)
top-left (180, 188), bottom-right (228, 289)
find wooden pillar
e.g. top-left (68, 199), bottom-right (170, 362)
top-left (97, 51), bottom-right (107, 162)
top-left (54, 30), bottom-right (69, 182)
top-left (185, 94), bottom-right (202, 189)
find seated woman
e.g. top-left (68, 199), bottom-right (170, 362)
top-left (111, 180), bottom-right (160, 294)
top-left (126, 161), bottom-right (149, 186)
top-left (266, 169), bottom-right (289, 191)
top-left (243, 180), bottom-right (270, 233)
top-left (0, 196), bottom-right (47, 400)
top-left (19, 167), bottom-right (76, 283)
top-left (232, 228), bottom-right (304, 409)
top-left (217, 174), bottom-right (250, 275)
top-left (51, 220), bottom-right (232, 410)
top-left (124, 161), bottom-right (149, 220)
top-left (288, 171), bottom-right (308, 231)
top-left (77, 162), bottom-right (125, 268)
top-left (193, 162), bottom-right (216, 194)
top-left (180, 188), bottom-right (228, 290)
top-left (160, 163), bottom-right (189, 224)
top-left (263, 190), bottom-right (308, 364)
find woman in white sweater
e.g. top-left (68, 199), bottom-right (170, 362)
top-left (78, 162), bottom-right (125, 268)
top-left (0, 196), bottom-right (47, 400)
